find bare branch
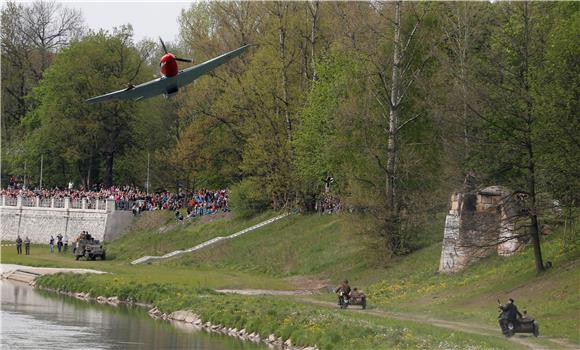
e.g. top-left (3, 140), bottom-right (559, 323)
top-left (397, 113), bottom-right (422, 132)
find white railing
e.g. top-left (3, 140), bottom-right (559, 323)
top-left (4, 197), bottom-right (18, 206)
top-left (21, 197), bottom-right (35, 207)
top-left (0, 195), bottom-right (111, 211)
top-left (86, 198), bottom-right (97, 209)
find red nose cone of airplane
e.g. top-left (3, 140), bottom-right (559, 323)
top-left (160, 53), bottom-right (178, 77)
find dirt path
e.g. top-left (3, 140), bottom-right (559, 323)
top-left (217, 289), bottom-right (315, 296)
top-left (216, 288), bottom-right (577, 350)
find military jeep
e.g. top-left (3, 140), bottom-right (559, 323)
top-left (73, 236), bottom-right (106, 261)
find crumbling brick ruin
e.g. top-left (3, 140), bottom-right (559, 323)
top-left (439, 185), bottom-right (525, 273)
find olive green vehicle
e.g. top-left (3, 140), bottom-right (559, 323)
top-left (73, 234), bottom-right (106, 261)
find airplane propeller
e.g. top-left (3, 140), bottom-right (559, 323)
top-left (175, 57), bottom-right (193, 63)
top-left (159, 37), bottom-right (168, 54)
top-left (159, 37), bottom-right (193, 63)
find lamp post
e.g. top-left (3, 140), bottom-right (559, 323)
top-left (146, 152), bottom-right (150, 195)
top-left (23, 160), bottom-right (27, 189)
top-left (39, 154), bottom-right (44, 189)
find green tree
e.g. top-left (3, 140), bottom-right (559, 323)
top-left (293, 54), bottom-right (363, 207)
top-left (1, 1), bottom-right (83, 186)
top-left (328, 2), bottom-right (445, 254)
top-left (534, 4), bottom-right (580, 244)
top-left (24, 27), bottom-right (152, 187)
top-left (176, 1), bottom-right (316, 206)
top-left (469, 2), bottom-right (574, 272)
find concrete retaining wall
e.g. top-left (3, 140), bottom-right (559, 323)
top-left (104, 210), bottom-right (134, 241)
top-left (0, 196), bottom-right (133, 244)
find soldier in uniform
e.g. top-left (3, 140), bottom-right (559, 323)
top-left (56, 233), bottom-right (63, 253)
top-left (498, 298), bottom-right (523, 336)
top-left (16, 236), bottom-right (23, 255)
top-left (335, 280), bottom-right (351, 306)
top-left (24, 237), bottom-right (31, 255)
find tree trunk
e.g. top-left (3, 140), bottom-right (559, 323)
top-left (276, 3), bottom-right (292, 139)
top-left (308, 1), bottom-right (320, 81)
top-left (386, 0), bottom-right (401, 212)
top-left (382, 1), bottom-right (403, 253)
top-left (527, 140), bottom-right (544, 273)
top-left (280, 25), bottom-right (291, 137)
top-left (86, 160), bottom-right (92, 189)
top-left (529, 205), bottom-right (545, 273)
top-left (105, 152), bottom-right (114, 187)
top-left (522, 1), bottom-right (544, 273)
top-left (460, 48), bottom-right (469, 161)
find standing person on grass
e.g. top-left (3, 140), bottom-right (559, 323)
top-left (57, 233), bottom-right (63, 253)
top-left (24, 237), bottom-right (31, 255)
top-left (16, 236), bottom-right (23, 255)
top-left (49, 236), bottom-right (54, 253)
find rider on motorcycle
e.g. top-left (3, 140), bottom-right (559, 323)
top-left (498, 298), bottom-right (522, 335)
top-left (335, 280), bottom-right (351, 306)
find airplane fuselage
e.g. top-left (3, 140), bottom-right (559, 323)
top-left (160, 53), bottom-right (178, 77)
top-left (160, 53), bottom-right (180, 97)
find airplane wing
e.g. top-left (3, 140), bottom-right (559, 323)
top-left (85, 78), bottom-right (170, 104)
top-left (175, 44), bottom-right (250, 88)
top-left (86, 44), bottom-right (250, 104)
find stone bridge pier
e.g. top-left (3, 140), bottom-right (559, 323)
top-left (439, 186), bottom-right (525, 273)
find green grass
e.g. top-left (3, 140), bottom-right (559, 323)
top-left (363, 234), bottom-right (580, 343)
top-left (171, 213), bottom-right (400, 284)
top-left (1, 242), bottom-right (289, 291)
top-left (160, 212), bottom-right (580, 343)
top-left (106, 210), bottom-right (280, 261)
top-left (35, 272), bottom-right (523, 350)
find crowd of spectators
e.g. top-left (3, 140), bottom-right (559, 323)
top-left (133, 189), bottom-right (230, 219)
top-left (316, 192), bottom-right (341, 214)
top-left (1, 186), bottom-right (143, 200)
top-left (2, 181), bottom-right (230, 217)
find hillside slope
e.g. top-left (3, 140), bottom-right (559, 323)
top-left (161, 212), bottom-right (579, 343)
top-left (106, 211), bottom-right (280, 261)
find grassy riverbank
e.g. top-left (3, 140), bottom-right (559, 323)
top-left (35, 273), bottom-right (522, 350)
top-left (0, 246), bottom-right (289, 290)
top-left (3, 211), bottom-right (579, 348)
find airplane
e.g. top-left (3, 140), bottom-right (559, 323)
top-left (86, 38), bottom-right (249, 104)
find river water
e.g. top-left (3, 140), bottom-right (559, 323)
top-left (0, 280), bottom-right (266, 350)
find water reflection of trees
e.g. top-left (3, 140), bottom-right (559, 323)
top-left (3, 282), bottom-right (266, 349)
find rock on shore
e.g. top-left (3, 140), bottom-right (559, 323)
top-left (162, 308), bottom-right (318, 350)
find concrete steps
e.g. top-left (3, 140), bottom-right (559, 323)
top-left (3, 269), bottom-right (41, 283)
top-left (131, 213), bottom-right (290, 265)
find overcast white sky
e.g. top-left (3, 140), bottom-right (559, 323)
top-left (11, 1), bottom-right (194, 43)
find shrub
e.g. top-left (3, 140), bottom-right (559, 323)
top-left (229, 177), bottom-right (271, 217)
